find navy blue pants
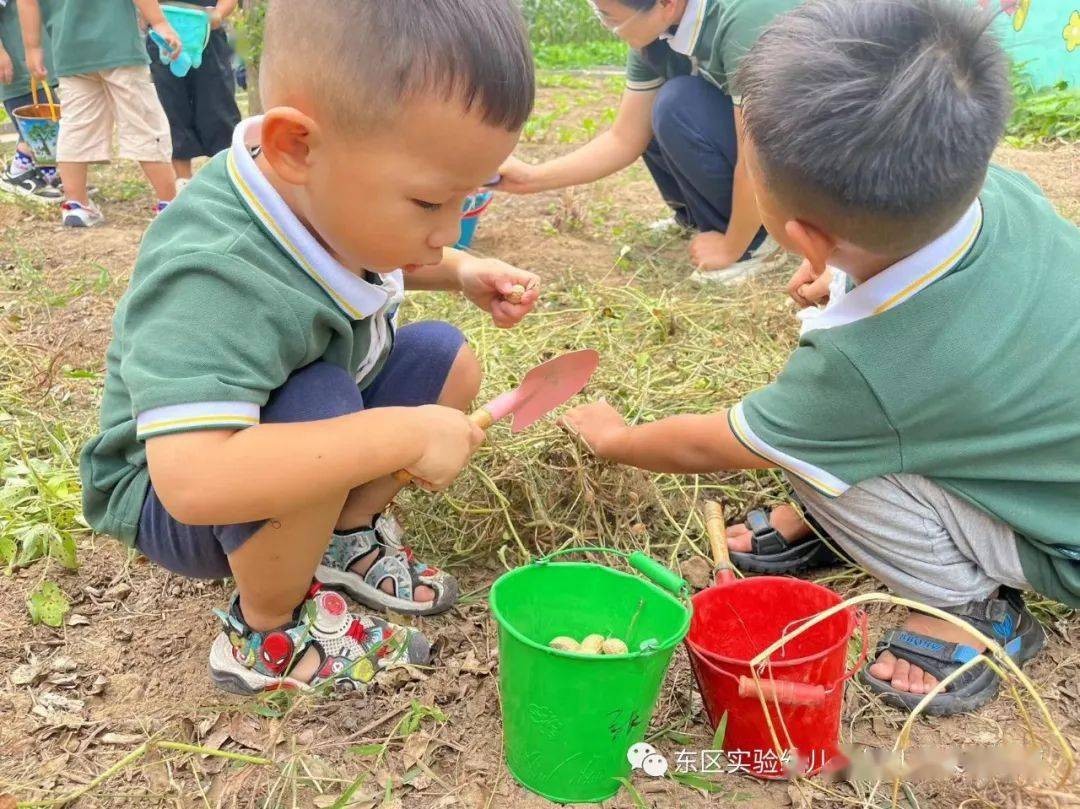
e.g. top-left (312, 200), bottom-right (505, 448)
top-left (146, 29), bottom-right (241, 160)
top-left (135, 321), bottom-right (466, 580)
top-left (643, 75), bottom-right (766, 255)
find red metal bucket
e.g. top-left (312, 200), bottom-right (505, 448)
top-left (686, 576), bottom-right (867, 779)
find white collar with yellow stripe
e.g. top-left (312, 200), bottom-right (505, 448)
top-left (803, 199), bottom-right (983, 334)
top-left (226, 117), bottom-right (404, 322)
top-left (661, 0), bottom-right (707, 55)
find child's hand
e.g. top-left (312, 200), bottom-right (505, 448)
top-left (151, 20), bottom-right (183, 58)
top-left (459, 257), bottom-right (540, 328)
top-left (494, 156), bottom-right (541, 195)
top-left (25, 46), bottom-right (47, 81)
top-left (559, 400), bottom-right (630, 460)
top-left (406, 405), bottom-right (486, 491)
top-left (788, 259), bottom-right (833, 309)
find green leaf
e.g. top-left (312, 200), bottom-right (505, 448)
top-left (670, 771), bottom-right (728, 794)
top-left (348, 744), bottom-right (385, 758)
top-left (27, 581), bottom-right (70, 627)
top-left (328, 772), bottom-right (370, 809)
top-left (49, 534), bottom-right (79, 570)
top-left (15, 527), bottom-right (48, 569)
top-left (711, 711), bottom-right (729, 750)
top-left (0, 536), bottom-right (16, 568)
top-left (614, 777), bottom-right (647, 808)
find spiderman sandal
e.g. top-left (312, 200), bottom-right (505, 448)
top-left (208, 584), bottom-right (431, 695)
top-left (316, 513), bottom-right (459, 617)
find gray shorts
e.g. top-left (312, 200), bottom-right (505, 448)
top-left (135, 321), bottom-right (466, 580)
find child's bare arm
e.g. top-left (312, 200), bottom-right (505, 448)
top-left (130, 0), bottom-right (166, 25)
top-left (16, 0), bottom-right (47, 79)
top-left (130, 0), bottom-right (181, 53)
top-left (560, 400), bottom-right (772, 474)
top-left (498, 89), bottom-right (656, 194)
top-left (0, 39), bottom-right (12, 85)
top-left (146, 405), bottom-right (482, 525)
top-left (210, 0), bottom-right (238, 27)
top-left (689, 108), bottom-right (762, 269)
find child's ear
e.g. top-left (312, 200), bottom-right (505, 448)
top-left (658, 0), bottom-right (681, 23)
top-left (259, 108), bottom-right (321, 185)
top-left (784, 219), bottom-right (836, 278)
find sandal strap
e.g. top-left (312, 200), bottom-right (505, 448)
top-left (365, 554), bottom-right (414, 601)
top-left (747, 510), bottom-right (789, 555)
top-left (946, 597), bottom-right (1010, 625)
top-left (877, 628), bottom-right (982, 668)
top-left (325, 514), bottom-right (443, 603)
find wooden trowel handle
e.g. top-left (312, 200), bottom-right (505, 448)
top-left (704, 500), bottom-right (736, 582)
top-left (392, 408), bottom-right (494, 486)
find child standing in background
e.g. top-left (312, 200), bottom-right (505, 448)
top-left (0, 0), bottom-right (60, 202)
top-left (148, 1), bottom-right (241, 183)
top-left (19, 0), bottom-right (180, 226)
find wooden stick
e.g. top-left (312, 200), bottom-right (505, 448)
top-left (704, 500), bottom-right (735, 584)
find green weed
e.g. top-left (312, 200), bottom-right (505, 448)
top-left (534, 41), bottom-right (628, 70)
top-left (1007, 67), bottom-right (1080, 146)
top-left (522, 0), bottom-right (608, 45)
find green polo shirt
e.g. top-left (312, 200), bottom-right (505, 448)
top-left (730, 166), bottom-right (1080, 607)
top-left (0, 3), bottom-right (55, 102)
top-left (38, 0), bottom-right (147, 77)
top-left (80, 118), bottom-right (403, 545)
top-left (625, 0), bottom-right (803, 99)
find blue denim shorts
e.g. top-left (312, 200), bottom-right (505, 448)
top-left (135, 321), bottom-right (466, 579)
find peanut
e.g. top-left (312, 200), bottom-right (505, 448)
top-left (601, 638), bottom-right (629, 655)
top-left (579, 634), bottom-right (605, 655)
top-left (549, 636), bottom-right (580, 652)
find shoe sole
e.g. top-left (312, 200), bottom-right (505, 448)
top-left (207, 628), bottom-right (432, 695)
top-left (0, 179), bottom-right (63, 206)
top-left (62, 215), bottom-right (104, 228)
top-left (689, 247), bottom-right (784, 287)
top-left (316, 564), bottom-right (459, 617)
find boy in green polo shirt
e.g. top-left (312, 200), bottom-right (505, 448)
top-left (563, 0), bottom-right (1079, 716)
top-left (18, 0), bottom-right (180, 225)
top-left (80, 0), bottom-right (540, 694)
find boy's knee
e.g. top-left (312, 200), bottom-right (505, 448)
top-left (443, 342), bottom-right (482, 408)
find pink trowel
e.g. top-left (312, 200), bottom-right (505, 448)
top-left (394, 349), bottom-right (600, 485)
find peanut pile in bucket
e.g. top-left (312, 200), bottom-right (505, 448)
top-left (549, 634), bottom-right (628, 655)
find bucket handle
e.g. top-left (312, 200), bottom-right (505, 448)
top-left (30, 78), bottom-right (59, 122)
top-left (686, 609), bottom-right (869, 706)
top-left (532, 547), bottom-right (689, 598)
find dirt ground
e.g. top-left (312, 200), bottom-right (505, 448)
top-left (1, 76), bottom-right (1077, 808)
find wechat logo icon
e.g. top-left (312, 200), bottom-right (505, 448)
top-left (627, 742), bottom-right (669, 778)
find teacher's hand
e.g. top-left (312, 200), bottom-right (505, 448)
top-left (494, 156), bottom-right (542, 195)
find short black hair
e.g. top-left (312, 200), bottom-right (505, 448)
top-left (737, 0), bottom-right (1011, 251)
top-left (263, 0), bottom-right (535, 132)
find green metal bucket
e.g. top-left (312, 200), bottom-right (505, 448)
top-left (490, 550), bottom-right (692, 804)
